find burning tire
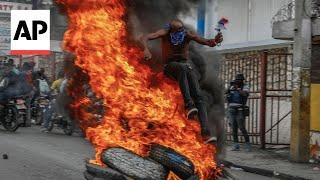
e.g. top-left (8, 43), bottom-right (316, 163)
top-left (149, 144), bottom-right (195, 179)
top-left (101, 148), bottom-right (168, 180)
top-left (85, 162), bottom-right (126, 180)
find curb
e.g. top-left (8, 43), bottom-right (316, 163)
top-left (221, 160), bottom-right (310, 180)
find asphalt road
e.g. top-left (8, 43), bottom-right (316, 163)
top-left (0, 126), bottom-right (94, 180)
top-left (0, 126), bottom-right (275, 180)
top-left (223, 168), bottom-right (276, 180)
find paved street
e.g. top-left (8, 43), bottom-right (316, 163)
top-left (0, 126), bottom-right (278, 180)
top-left (0, 126), bottom-right (94, 180)
top-left (223, 168), bottom-right (276, 180)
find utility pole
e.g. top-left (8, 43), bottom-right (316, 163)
top-left (290, 0), bottom-right (312, 162)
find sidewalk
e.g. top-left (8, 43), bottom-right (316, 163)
top-left (222, 144), bottom-right (320, 180)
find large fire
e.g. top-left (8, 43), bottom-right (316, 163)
top-left (57, 0), bottom-right (219, 179)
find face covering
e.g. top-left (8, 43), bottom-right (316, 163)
top-left (170, 30), bottom-right (186, 46)
top-left (165, 23), bottom-right (186, 46)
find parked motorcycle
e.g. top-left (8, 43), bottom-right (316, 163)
top-left (31, 95), bottom-right (50, 125)
top-left (0, 96), bottom-right (27, 132)
top-left (46, 96), bottom-right (74, 136)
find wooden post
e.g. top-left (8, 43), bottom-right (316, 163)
top-left (290, 0), bottom-right (311, 162)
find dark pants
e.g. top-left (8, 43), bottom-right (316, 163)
top-left (228, 106), bottom-right (250, 143)
top-left (164, 61), bottom-right (210, 135)
top-left (43, 103), bottom-right (54, 129)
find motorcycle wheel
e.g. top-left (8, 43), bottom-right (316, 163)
top-left (47, 120), bottom-right (54, 132)
top-left (2, 106), bottom-right (20, 132)
top-left (63, 120), bottom-right (74, 136)
top-left (35, 109), bottom-right (44, 125)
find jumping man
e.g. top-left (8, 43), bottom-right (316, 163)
top-left (140, 19), bottom-right (223, 142)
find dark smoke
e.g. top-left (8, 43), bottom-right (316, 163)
top-left (127, 0), bottom-right (225, 152)
top-left (127, 0), bottom-right (199, 33)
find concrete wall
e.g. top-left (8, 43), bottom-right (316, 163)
top-left (202, 0), bottom-right (292, 45)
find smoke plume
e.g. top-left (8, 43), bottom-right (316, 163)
top-left (127, 0), bottom-right (225, 150)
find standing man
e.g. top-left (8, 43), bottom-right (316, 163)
top-left (140, 19), bottom-right (223, 142)
top-left (226, 74), bottom-right (251, 151)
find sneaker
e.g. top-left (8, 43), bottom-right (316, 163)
top-left (245, 142), bottom-right (252, 152)
top-left (187, 107), bottom-right (198, 119)
top-left (185, 102), bottom-right (198, 119)
top-left (40, 128), bottom-right (49, 133)
top-left (231, 144), bottom-right (240, 151)
top-left (204, 136), bottom-right (218, 144)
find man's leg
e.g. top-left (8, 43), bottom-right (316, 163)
top-left (237, 109), bottom-right (251, 151)
top-left (164, 62), bottom-right (197, 118)
top-left (229, 107), bottom-right (240, 150)
top-left (42, 104), bottom-right (53, 132)
top-left (185, 67), bottom-right (212, 139)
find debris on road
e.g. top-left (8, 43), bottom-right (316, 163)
top-left (2, 153), bottom-right (8, 159)
top-left (230, 166), bottom-right (243, 171)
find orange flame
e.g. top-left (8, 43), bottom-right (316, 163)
top-left (57, 0), bottom-right (219, 179)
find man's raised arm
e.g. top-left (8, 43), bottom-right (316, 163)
top-left (140, 29), bottom-right (168, 60)
top-left (188, 31), bottom-right (223, 47)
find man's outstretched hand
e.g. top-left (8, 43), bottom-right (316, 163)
top-left (208, 32), bottom-right (223, 47)
top-left (144, 49), bottom-right (152, 60)
top-left (215, 32), bottom-right (223, 44)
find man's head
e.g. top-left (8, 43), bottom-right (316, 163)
top-left (40, 68), bottom-right (45, 74)
top-left (169, 19), bottom-right (185, 33)
top-left (167, 19), bottom-right (186, 46)
top-left (57, 71), bottom-right (65, 79)
top-left (235, 73), bottom-right (245, 84)
top-left (8, 59), bottom-right (14, 66)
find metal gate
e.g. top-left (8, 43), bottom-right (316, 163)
top-left (221, 50), bottom-right (293, 148)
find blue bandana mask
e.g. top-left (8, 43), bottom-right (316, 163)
top-left (165, 23), bottom-right (186, 46)
top-left (170, 30), bottom-right (186, 46)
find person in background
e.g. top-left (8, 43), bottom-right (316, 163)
top-left (39, 68), bottom-right (49, 82)
top-left (34, 71), bottom-right (50, 97)
top-left (51, 71), bottom-right (65, 94)
top-left (0, 59), bottom-right (32, 105)
top-left (20, 61), bottom-right (36, 126)
top-left (41, 71), bottom-right (64, 132)
top-left (226, 74), bottom-right (251, 152)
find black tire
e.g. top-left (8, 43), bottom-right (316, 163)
top-left (149, 144), bottom-right (195, 179)
top-left (101, 148), bottom-right (168, 180)
top-left (86, 162), bottom-right (126, 180)
top-left (2, 106), bottom-right (20, 132)
top-left (63, 120), bottom-right (74, 136)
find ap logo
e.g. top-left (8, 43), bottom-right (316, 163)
top-left (11, 10), bottom-right (50, 55)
